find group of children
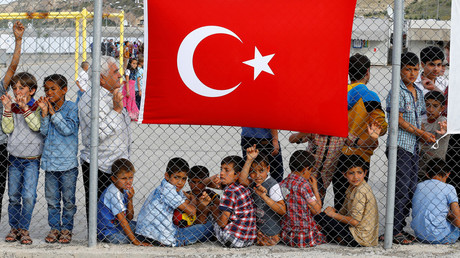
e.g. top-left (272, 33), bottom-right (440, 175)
top-left (96, 146), bottom-right (381, 248)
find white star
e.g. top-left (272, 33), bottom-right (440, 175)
top-left (243, 47), bottom-right (275, 80)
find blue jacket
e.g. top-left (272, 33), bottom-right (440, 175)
top-left (40, 101), bottom-right (79, 171)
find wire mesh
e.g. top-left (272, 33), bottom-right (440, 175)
top-left (0, 0), bottom-right (457, 249)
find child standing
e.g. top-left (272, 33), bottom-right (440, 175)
top-left (209, 155), bottom-right (257, 248)
top-left (37, 74), bottom-right (79, 244)
top-left (135, 56), bottom-right (144, 109)
top-left (385, 52), bottom-right (436, 244)
top-left (2, 72), bottom-right (43, 245)
top-left (411, 158), bottom-right (460, 244)
top-left (419, 91), bottom-right (449, 179)
top-left (135, 157), bottom-right (214, 246)
top-left (315, 155), bottom-right (379, 247)
top-left (280, 150), bottom-right (325, 248)
top-left (97, 159), bottom-right (149, 245)
top-left (239, 146), bottom-right (286, 246)
top-left (123, 58), bottom-right (139, 121)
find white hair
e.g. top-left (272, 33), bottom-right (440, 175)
top-left (100, 56), bottom-right (118, 77)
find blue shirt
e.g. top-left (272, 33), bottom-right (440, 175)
top-left (135, 67), bottom-right (143, 92)
top-left (40, 101), bottom-right (79, 171)
top-left (241, 127), bottom-right (272, 139)
top-left (97, 183), bottom-right (128, 239)
top-left (386, 80), bottom-right (425, 154)
top-left (411, 179), bottom-right (459, 243)
top-left (135, 178), bottom-right (186, 246)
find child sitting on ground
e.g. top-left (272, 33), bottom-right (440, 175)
top-left (279, 150), bottom-right (325, 248)
top-left (315, 154), bottom-right (379, 247)
top-left (411, 158), bottom-right (460, 244)
top-left (38, 74), bottom-right (79, 244)
top-left (205, 156), bottom-right (257, 248)
top-left (239, 145), bottom-right (286, 246)
top-left (97, 159), bottom-right (149, 246)
top-left (135, 157), bottom-right (214, 246)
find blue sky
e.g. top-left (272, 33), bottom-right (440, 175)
top-left (0, 0), bottom-right (15, 4)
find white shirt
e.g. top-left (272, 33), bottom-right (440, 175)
top-left (414, 72), bottom-right (448, 96)
top-left (265, 176), bottom-right (284, 202)
top-left (77, 70), bottom-right (90, 92)
top-left (78, 86), bottom-right (131, 173)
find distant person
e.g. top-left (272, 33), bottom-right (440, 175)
top-left (135, 56), bottom-right (144, 109)
top-left (76, 61), bottom-right (90, 102)
top-left (123, 41), bottom-right (131, 71)
top-left (135, 158), bottom-right (214, 246)
top-left (79, 56), bottom-right (131, 222)
top-left (411, 158), bottom-right (460, 244)
top-left (0, 21), bottom-right (24, 224)
top-left (107, 39), bottom-right (114, 57)
top-left (280, 150), bottom-right (325, 248)
top-left (101, 39), bottom-right (107, 56)
top-left (419, 91), bottom-right (448, 180)
top-left (315, 155), bottom-right (379, 247)
top-left (37, 74), bottom-right (79, 244)
top-left (333, 53), bottom-right (387, 211)
top-left (2, 72), bottom-right (43, 245)
top-left (415, 46), bottom-right (447, 95)
top-left (123, 58), bottom-right (139, 121)
top-left (97, 159), bottom-right (150, 245)
top-left (385, 52), bottom-right (436, 245)
top-left (241, 127), bottom-right (284, 183)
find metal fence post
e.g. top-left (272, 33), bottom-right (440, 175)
top-left (384, 0), bottom-right (404, 250)
top-left (88, 0), bottom-right (103, 248)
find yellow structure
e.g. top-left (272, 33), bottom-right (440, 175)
top-left (0, 8), bottom-right (125, 80)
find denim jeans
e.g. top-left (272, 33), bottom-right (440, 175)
top-left (45, 167), bottom-right (78, 231)
top-left (0, 143), bottom-right (9, 223)
top-left (8, 156), bottom-right (40, 230)
top-left (175, 221), bottom-right (214, 246)
top-left (101, 220), bottom-right (137, 244)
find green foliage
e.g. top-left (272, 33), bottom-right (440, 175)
top-left (405, 0), bottom-right (451, 20)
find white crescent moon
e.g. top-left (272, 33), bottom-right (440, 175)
top-left (177, 26), bottom-right (242, 98)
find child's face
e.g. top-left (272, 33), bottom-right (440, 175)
top-left (188, 177), bottom-right (206, 195)
top-left (344, 167), bottom-right (366, 187)
top-left (165, 171), bottom-right (187, 192)
top-left (111, 170), bottom-right (134, 191)
top-left (44, 81), bottom-right (67, 104)
top-left (131, 60), bottom-right (138, 69)
top-left (401, 64), bottom-right (420, 86)
top-left (249, 163), bottom-right (269, 185)
top-left (12, 82), bottom-right (35, 101)
top-left (220, 163), bottom-right (238, 186)
top-left (422, 60), bottom-right (443, 80)
top-left (425, 99), bottom-right (444, 121)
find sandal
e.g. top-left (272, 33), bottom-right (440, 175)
top-left (393, 233), bottom-right (413, 245)
top-left (45, 229), bottom-right (60, 244)
top-left (19, 229), bottom-right (33, 245)
top-left (5, 229), bottom-right (19, 242)
top-left (59, 230), bottom-right (72, 244)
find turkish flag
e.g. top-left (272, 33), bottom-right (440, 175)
top-left (140, 0), bottom-right (356, 137)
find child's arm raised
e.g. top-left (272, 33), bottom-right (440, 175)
top-left (324, 206), bottom-right (359, 227)
top-left (1, 94), bottom-right (13, 134)
top-left (253, 184), bottom-right (286, 215)
top-left (203, 175), bottom-right (222, 189)
top-left (239, 145), bottom-right (258, 187)
top-left (306, 176), bottom-right (322, 215)
top-left (398, 112), bottom-right (436, 143)
top-left (3, 21), bottom-right (24, 90)
top-left (270, 129), bottom-right (280, 156)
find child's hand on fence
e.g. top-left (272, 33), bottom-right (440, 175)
top-left (436, 120), bottom-right (447, 135)
top-left (324, 206), bottom-right (337, 217)
top-left (198, 191), bottom-right (211, 207)
top-left (246, 144), bottom-right (259, 161)
top-left (421, 75), bottom-right (436, 91)
top-left (368, 122), bottom-right (382, 139)
top-left (37, 96), bottom-right (49, 117)
top-left (112, 88), bottom-right (124, 113)
top-left (15, 93), bottom-right (28, 110)
top-left (211, 174), bottom-right (221, 188)
top-left (13, 21), bottom-right (25, 41)
top-left (1, 94), bottom-right (12, 111)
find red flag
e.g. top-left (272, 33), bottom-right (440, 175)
top-left (140, 0), bottom-right (355, 137)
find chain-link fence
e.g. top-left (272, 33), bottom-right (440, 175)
top-left (0, 0), bottom-right (458, 251)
